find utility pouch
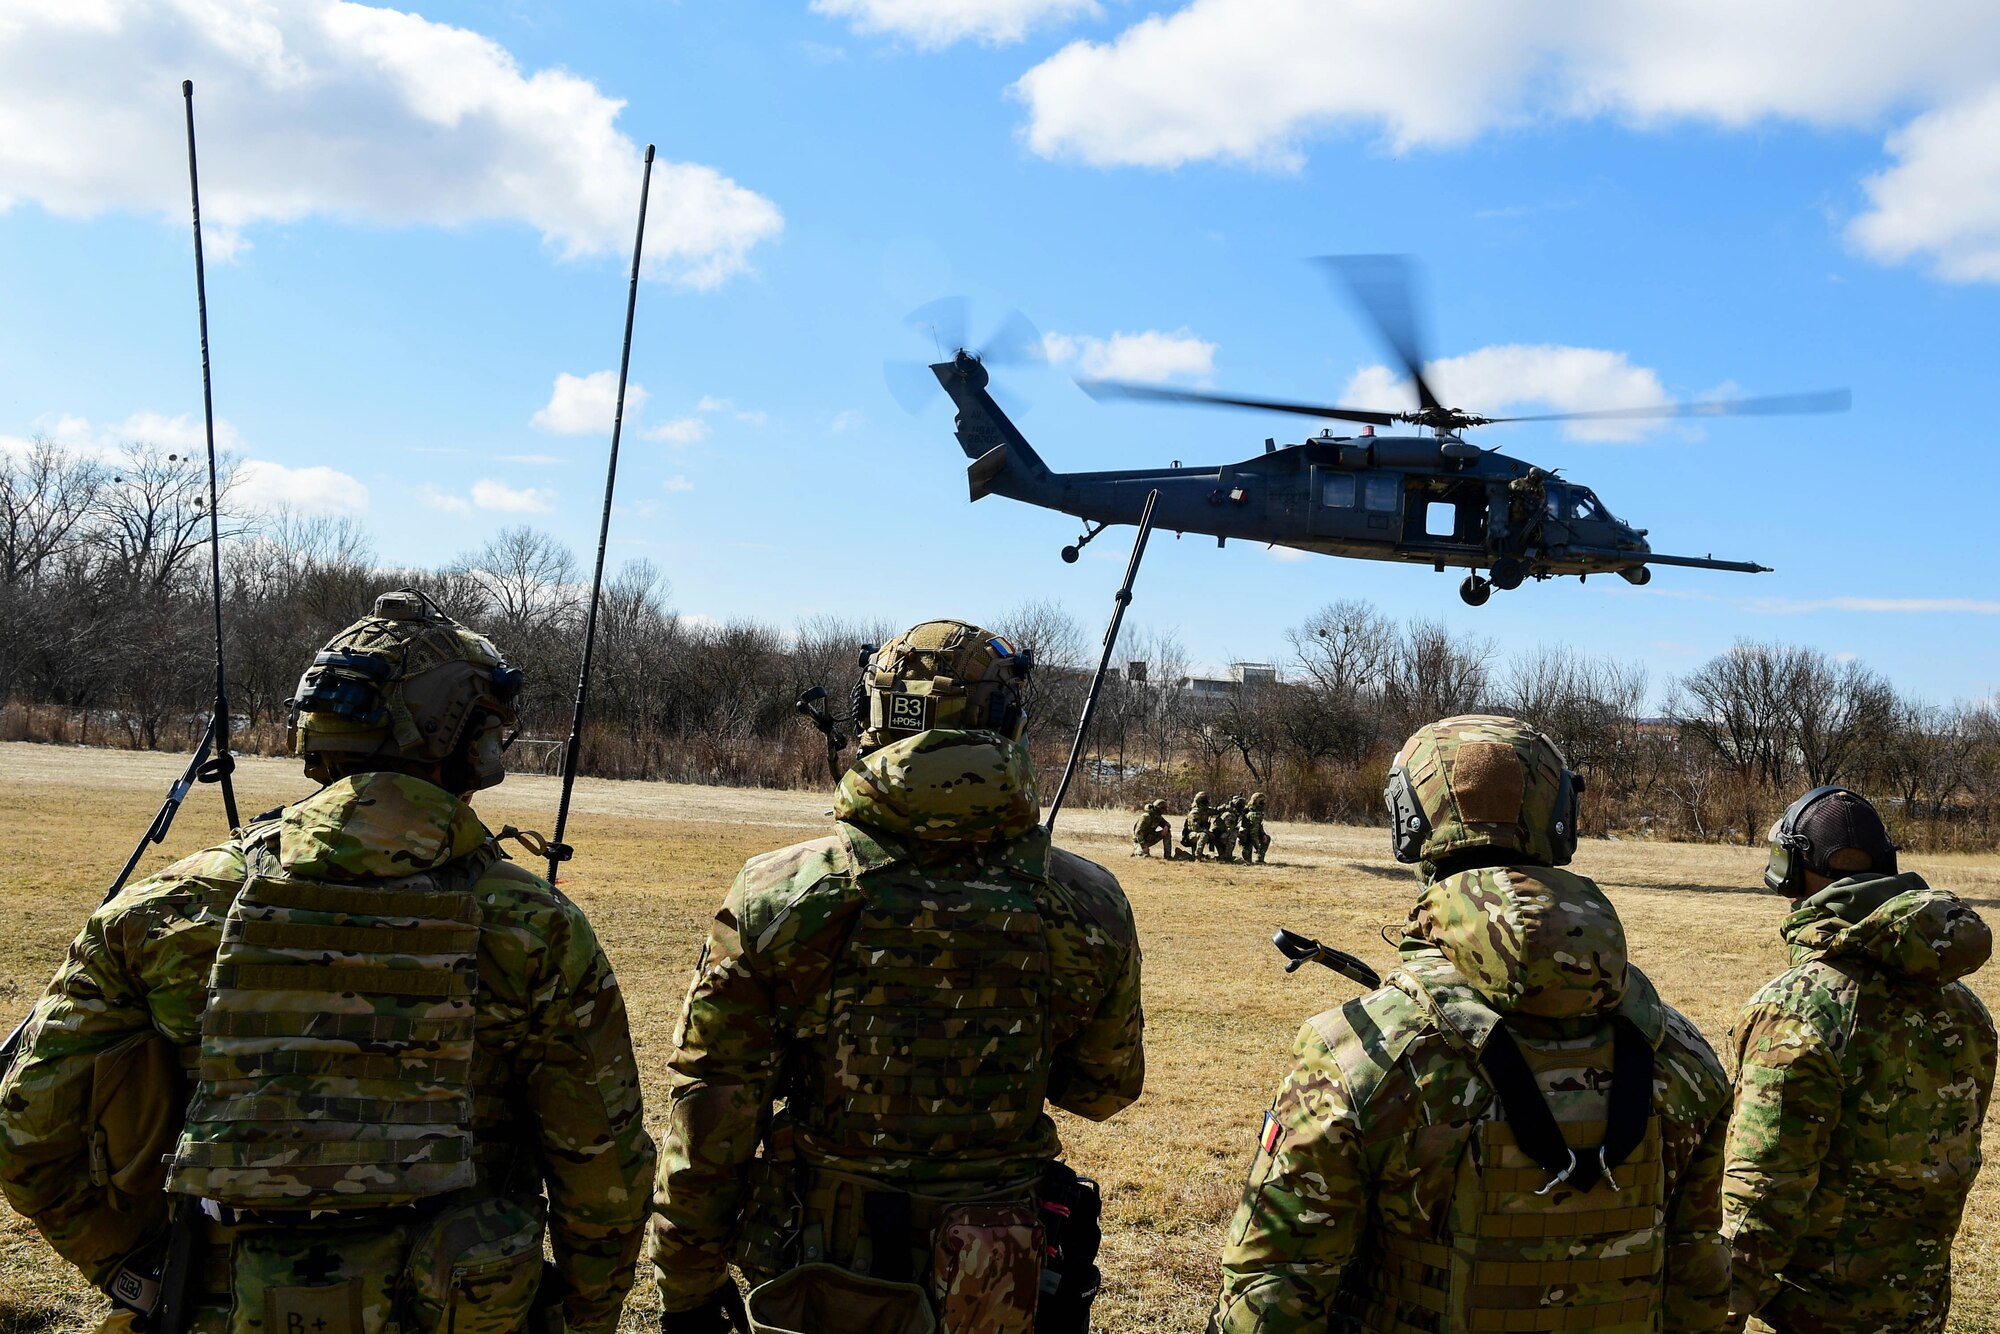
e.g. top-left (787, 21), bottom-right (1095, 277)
top-left (929, 1202), bottom-right (1041, 1334)
top-left (744, 1263), bottom-right (935, 1334)
top-left (227, 1226), bottom-right (408, 1334)
top-left (1033, 1163), bottom-right (1102, 1334)
top-left (403, 1196), bottom-right (547, 1334)
top-left (88, 1028), bottom-right (181, 1205)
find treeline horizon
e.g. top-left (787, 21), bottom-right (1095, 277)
top-left (3, 436), bottom-right (1997, 853)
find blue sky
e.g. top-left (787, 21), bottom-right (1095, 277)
top-left (4, 1), bottom-right (1998, 706)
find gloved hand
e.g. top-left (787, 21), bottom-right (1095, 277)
top-left (658, 1282), bottom-right (748, 1334)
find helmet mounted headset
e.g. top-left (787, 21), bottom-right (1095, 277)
top-left (1383, 715), bottom-right (1585, 868)
top-left (1763, 785), bottom-right (1898, 898)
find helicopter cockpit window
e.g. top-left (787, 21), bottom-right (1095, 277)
top-left (1363, 475), bottom-right (1400, 512)
top-left (1570, 488), bottom-right (1607, 521)
top-left (1322, 474), bottom-right (1356, 508)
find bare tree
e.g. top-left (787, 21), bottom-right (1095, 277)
top-left (0, 437), bottom-right (104, 586)
top-left (1383, 618), bottom-right (1493, 740)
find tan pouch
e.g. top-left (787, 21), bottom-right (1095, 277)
top-left (929, 1203), bottom-right (1041, 1334)
top-left (228, 1226), bottom-right (408, 1334)
top-left (745, 1264), bottom-right (935, 1334)
top-left (403, 1196), bottom-right (547, 1334)
top-left (88, 1028), bottom-right (180, 1202)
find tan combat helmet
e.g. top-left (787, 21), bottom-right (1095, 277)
top-left (854, 619), bottom-right (1033, 754)
top-left (1249, 792), bottom-right (1266, 809)
top-left (288, 589), bottom-right (524, 791)
top-left (1384, 714), bottom-right (1583, 868)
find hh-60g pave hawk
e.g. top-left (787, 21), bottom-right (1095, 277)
top-left (923, 257), bottom-right (1849, 606)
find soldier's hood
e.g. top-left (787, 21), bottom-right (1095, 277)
top-left (834, 729), bottom-right (1040, 846)
top-left (277, 772), bottom-right (488, 880)
top-left (1407, 864), bottom-right (1630, 1019)
top-left (1783, 872), bottom-right (1992, 984)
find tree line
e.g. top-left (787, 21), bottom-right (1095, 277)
top-left (3, 436), bottom-right (1995, 851)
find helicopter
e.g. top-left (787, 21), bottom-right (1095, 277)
top-left (924, 257), bottom-right (1849, 606)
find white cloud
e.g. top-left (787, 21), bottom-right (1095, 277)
top-left (645, 416), bottom-right (710, 445)
top-left (1044, 328), bottom-right (1215, 382)
top-left (1340, 344), bottom-right (1669, 442)
top-left (829, 409), bottom-right (864, 434)
top-left (0, 1), bottom-right (781, 287)
top-left (1010, 1), bottom-right (2000, 282)
top-left (420, 486), bottom-right (472, 516)
top-left (236, 459), bottom-right (369, 514)
top-left (532, 371), bottom-right (649, 436)
top-left (498, 452), bottom-right (564, 465)
top-left (469, 478), bottom-right (553, 513)
top-left (812, 0), bottom-right (1099, 49)
top-left (694, 395), bottom-right (766, 425)
top-left (662, 474), bottom-right (695, 493)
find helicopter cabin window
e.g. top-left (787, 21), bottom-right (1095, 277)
top-left (1424, 500), bottom-right (1457, 538)
top-left (1570, 488), bottom-right (1607, 521)
top-left (1363, 475), bottom-right (1400, 512)
top-left (1321, 473), bottom-right (1356, 508)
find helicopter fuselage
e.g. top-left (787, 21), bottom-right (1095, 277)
top-left (933, 351), bottom-right (1767, 602)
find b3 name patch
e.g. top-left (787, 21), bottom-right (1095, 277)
top-left (888, 694), bottom-right (931, 732)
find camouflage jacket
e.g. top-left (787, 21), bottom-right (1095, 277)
top-left (0, 773), bottom-right (655, 1334)
top-left (1213, 864), bottom-right (1733, 1333)
top-left (1134, 810), bottom-right (1171, 842)
top-left (1184, 804), bottom-right (1214, 837)
top-left (650, 730), bottom-right (1146, 1311)
top-left (1723, 873), bottom-right (1996, 1334)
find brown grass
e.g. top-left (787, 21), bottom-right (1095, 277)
top-left (2, 741), bottom-right (1997, 1332)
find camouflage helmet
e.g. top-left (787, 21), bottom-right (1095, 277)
top-left (1228, 793), bottom-right (1246, 809)
top-left (1384, 714), bottom-right (1583, 868)
top-left (1145, 799), bottom-right (1165, 814)
top-left (288, 590), bottom-right (524, 791)
top-left (854, 619), bottom-right (1032, 754)
top-left (1191, 790), bottom-right (1210, 807)
top-left (1249, 791), bottom-right (1266, 809)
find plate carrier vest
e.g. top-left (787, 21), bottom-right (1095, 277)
top-left (804, 870), bottom-right (1054, 1158)
top-left (168, 826), bottom-right (487, 1210)
top-left (1332, 982), bottom-right (1666, 1334)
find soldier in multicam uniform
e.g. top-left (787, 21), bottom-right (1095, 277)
top-left (1133, 799), bottom-right (1175, 858)
top-left (650, 619), bottom-right (1145, 1334)
top-left (0, 591), bottom-right (654, 1334)
top-left (1181, 791), bottom-right (1215, 861)
top-left (1213, 795), bottom-right (1247, 864)
top-left (1724, 786), bottom-right (1996, 1334)
top-left (1238, 792), bottom-right (1270, 865)
top-left (1210, 715), bottom-right (1734, 1334)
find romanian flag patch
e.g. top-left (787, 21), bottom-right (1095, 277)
top-left (1261, 1111), bottom-right (1282, 1155)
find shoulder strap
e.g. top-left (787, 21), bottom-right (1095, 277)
top-left (1477, 1015), bottom-right (1654, 1195)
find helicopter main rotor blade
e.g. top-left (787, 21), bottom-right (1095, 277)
top-left (1080, 378), bottom-right (1400, 427)
top-left (1317, 254), bottom-right (1442, 413)
top-left (980, 309), bottom-right (1047, 368)
top-left (1485, 388), bottom-right (1851, 425)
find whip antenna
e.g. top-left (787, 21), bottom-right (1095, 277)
top-left (548, 144), bottom-right (655, 881)
top-left (183, 79), bottom-right (241, 830)
top-left (1045, 488), bottom-right (1160, 833)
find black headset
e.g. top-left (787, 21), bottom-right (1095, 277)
top-left (1763, 785), bottom-right (1896, 897)
top-left (1383, 761), bottom-right (1584, 866)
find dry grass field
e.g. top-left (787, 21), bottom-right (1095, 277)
top-left (2, 740), bottom-right (1997, 1332)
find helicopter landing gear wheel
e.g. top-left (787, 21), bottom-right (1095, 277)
top-left (1489, 557), bottom-right (1526, 591)
top-left (1061, 519), bottom-right (1107, 564)
top-left (1460, 575), bottom-right (1492, 607)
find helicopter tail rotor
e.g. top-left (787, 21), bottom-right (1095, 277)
top-left (886, 298), bottom-right (1045, 416)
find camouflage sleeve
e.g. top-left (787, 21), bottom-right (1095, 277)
top-left (650, 867), bottom-right (788, 1312)
top-left (1211, 1017), bottom-right (1368, 1332)
top-left (1047, 927), bottom-right (1144, 1121)
top-left (1663, 1071), bottom-right (1732, 1332)
top-left (514, 888), bottom-right (657, 1334)
top-left (0, 846), bottom-right (240, 1289)
top-left (1043, 850), bottom-right (1145, 1121)
top-left (1720, 1003), bottom-right (1844, 1325)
